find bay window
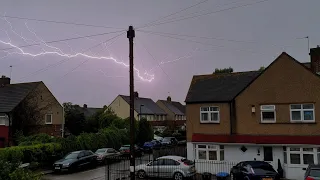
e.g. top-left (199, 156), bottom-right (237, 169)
top-left (200, 106), bottom-right (219, 123)
top-left (290, 104), bottom-right (315, 122)
top-left (284, 147), bottom-right (318, 165)
top-left (195, 144), bottom-right (224, 161)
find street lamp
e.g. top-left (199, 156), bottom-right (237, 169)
top-left (139, 104), bottom-right (144, 120)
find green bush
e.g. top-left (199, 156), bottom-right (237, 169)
top-left (9, 168), bottom-right (42, 180)
top-left (17, 133), bottom-right (56, 146)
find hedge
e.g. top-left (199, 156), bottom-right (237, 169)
top-left (0, 127), bottom-right (130, 166)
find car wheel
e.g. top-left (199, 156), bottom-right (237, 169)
top-left (174, 172), bottom-right (184, 180)
top-left (137, 170), bottom-right (146, 179)
top-left (230, 173), bottom-right (235, 180)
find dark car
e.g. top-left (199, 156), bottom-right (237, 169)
top-left (151, 140), bottom-right (162, 149)
top-left (95, 148), bottom-right (121, 164)
top-left (304, 164), bottom-right (320, 180)
top-left (161, 137), bottom-right (178, 146)
top-left (230, 161), bottom-right (279, 180)
top-left (119, 145), bottom-right (144, 157)
top-left (53, 150), bottom-right (97, 172)
top-left (142, 140), bottom-right (161, 152)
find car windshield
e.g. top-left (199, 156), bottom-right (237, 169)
top-left (120, 146), bottom-right (130, 150)
top-left (309, 169), bottom-right (320, 177)
top-left (64, 152), bottom-right (79, 159)
top-left (96, 149), bottom-right (106, 153)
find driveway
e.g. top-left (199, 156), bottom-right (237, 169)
top-left (44, 154), bottom-right (153, 180)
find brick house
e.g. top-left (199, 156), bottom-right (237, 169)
top-left (185, 48), bottom-right (320, 179)
top-left (0, 77), bottom-right (64, 147)
top-left (156, 96), bottom-right (186, 130)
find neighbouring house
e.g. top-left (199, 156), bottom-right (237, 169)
top-left (156, 96), bottom-right (186, 130)
top-left (108, 92), bottom-right (168, 131)
top-left (0, 77), bottom-right (64, 147)
top-left (185, 47), bottom-right (320, 180)
top-left (81, 104), bottom-right (103, 118)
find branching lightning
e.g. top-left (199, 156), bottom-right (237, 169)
top-left (0, 17), bottom-right (155, 82)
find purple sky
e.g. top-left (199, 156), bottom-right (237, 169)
top-left (0, 0), bottom-right (319, 107)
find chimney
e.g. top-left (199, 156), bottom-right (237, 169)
top-left (134, 91), bottom-right (139, 98)
top-left (0, 76), bottom-right (10, 87)
top-left (167, 96), bottom-right (171, 102)
top-left (83, 104), bottom-right (87, 108)
top-left (310, 46), bottom-right (320, 74)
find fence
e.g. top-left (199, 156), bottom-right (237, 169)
top-left (104, 147), bottom-right (236, 180)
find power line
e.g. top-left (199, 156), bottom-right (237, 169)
top-left (18, 32), bottom-right (125, 81)
top-left (140, 0), bottom-right (271, 29)
top-left (0, 30), bottom-right (125, 51)
top-left (137, 0), bottom-right (210, 29)
top-left (138, 30), bottom-right (267, 55)
top-left (2, 15), bottom-right (125, 30)
top-left (137, 39), bottom-right (173, 83)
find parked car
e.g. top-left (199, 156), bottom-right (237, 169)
top-left (119, 144), bottom-right (144, 157)
top-left (304, 164), bottom-right (320, 180)
top-left (53, 150), bottom-right (97, 172)
top-left (230, 161), bottom-right (280, 180)
top-left (135, 155), bottom-right (196, 179)
top-left (95, 148), bottom-right (121, 164)
top-left (143, 140), bottom-right (162, 152)
top-left (161, 137), bottom-right (178, 146)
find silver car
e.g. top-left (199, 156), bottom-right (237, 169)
top-left (135, 155), bottom-right (196, 180)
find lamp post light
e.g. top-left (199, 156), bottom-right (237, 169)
top-left (139, 104), bottom-right (144, 120)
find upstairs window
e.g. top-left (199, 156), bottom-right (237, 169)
top-left (200, 106), bottom-right (219, 123)
top-left (0, 115), bottom-right (7, 125)
top-left (45, 114), bottom-right (53, 124)
top-left (290, 104), bottom-right (315, 122)
top-left (260, 105), bottom-right (276, 123)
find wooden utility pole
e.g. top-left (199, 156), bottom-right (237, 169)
top-left (127, 25), bottom-right (136, 180)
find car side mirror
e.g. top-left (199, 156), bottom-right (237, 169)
top-left (302, 168), bottom-right (307, 170)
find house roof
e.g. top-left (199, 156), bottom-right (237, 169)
top-left (120, 95), bottom-right (166, 115)
top-left (185, 71), bottom-right (261, 103)
top-left (82, 107), bottom-right (102, 117)
top-left (0, 81), bottom-right (41, 113)
top-left (158, 100), bottom-right (185, 115)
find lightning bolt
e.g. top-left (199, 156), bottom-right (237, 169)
top-left (0, 18), bottom-right (155, 82)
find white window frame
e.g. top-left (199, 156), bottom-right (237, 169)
top-left (195, 144), bottom-right (224, 161)
top-left (284, 146), bottom-right (319, 166)
top-left (260, 105), bottom-right (276, 123)
top-left (45, 114), bottom-right (53, 124)
top-left (200, 106), bottom-right (220, 123)
top-left (290, 104), bottom-right (315, 123)
top-left (0, 115), bottom-right (7, 125)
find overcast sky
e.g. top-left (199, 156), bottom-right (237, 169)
top-left (0, 0), bottom-right (319, 107)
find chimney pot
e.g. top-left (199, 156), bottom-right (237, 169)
top-left (310, 46), bottom-right (320, 74)
top-left (167, 96), bottom-right (171, 102)
top-left (134, 91), bottom-right (139, 98)
top-left (83, 104), bottom-right (87, 108)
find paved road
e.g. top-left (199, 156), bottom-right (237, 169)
top-left (44, 154), bottom-right (153, 180)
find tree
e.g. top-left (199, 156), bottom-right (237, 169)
top-left (136, 118), bottom-right (153, 145)
top-left (214, 67), bottom-right (233, 73)
top-left (85, 107), bottom-right (121, 132)
top-left (63, 102), bottom-right (86, 136)
top-left (258, 66), bottom-right (265, 71)
top-left (12, 88), bottom-right (55, 137)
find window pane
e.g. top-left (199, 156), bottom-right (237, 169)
top-left (201, 107), bottom-right (209, 111)
top-left (198, 150), bottom-right (206, 160)
top-left (303, 148), bottom-right (313, 152)
top-left (290, 147), bottom-right (300, 151)
top-left (201, 113), bottom-right (208, 121)
top-left (208, 145), bottom-right (217, 150)
top-left (220, 150), bottom-right (224, 161)
top-left (220, 145), bottom-right (224, 150)
top-left (291, 104), bottom-right (302, 109)
top-left (303, 104), bottom-right (314, 109)
top-left (198, 145), bottom-right (206, 149)
top-left (208, 151), bottom-right (217, 160)
top-left (210, 107), bottom-right (218, 111)
top-left (262, 112), bottom-right (275, 121)
top-left (303, 154), bottom-right (314, 165)
top-left (211, 113), bottom-right (219, 121)
top-left (290, 154), bottom-right (301, 164)
top-left (304, 111), bottom-right (314, 121)
top-left (291, 111), bottom-right (301, 121)
top-left (261, 105), bottom-right (275, 110)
